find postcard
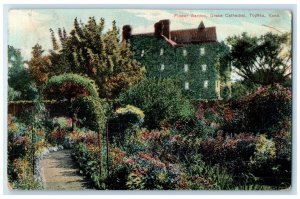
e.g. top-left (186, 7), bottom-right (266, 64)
top-left (7, 8), bottom-right (292, 191)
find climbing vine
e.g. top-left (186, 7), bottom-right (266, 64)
top-left (129, 35), bottom-right (230, 99)
top-left (43, 73), bottom-right (99, 100)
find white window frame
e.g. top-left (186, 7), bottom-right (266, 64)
top-left (141, 49), bottom-right (145, 57)
top-left (160, 48), bottom-right (164, 56)
top-left (160, 64), bottom-right (165, 71)
top-left (204, 80), bottom-right (209, 88)
top-left (200, 47), bottom-right (205, 56)
top-left (202, 64), bottom-right (207, 72)
top-left (184, 64), bottom-right (189, 72)
top-left (184, 81), bottom-right (189, 90)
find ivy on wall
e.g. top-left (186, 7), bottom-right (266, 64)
top-left (129, 35), bottom-right (230, 99)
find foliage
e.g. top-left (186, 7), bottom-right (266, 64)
top-left (8, 45), bottom-right (37, 100)
top-left (8, 87), bottom-right (21, 101)
top-left (199, 132), bottom-right (257, 175)
top-left (72, 142), bottom-right (106, 189)
top-left (227, 32), bottom-right (291, 87)
top-left (108, 105), bottom-right (145, 145)
top-left (44, 73), bottom-right (99, 100)
top-left (115, 105), bottom-right (145, 125)
top-left (230, 81), bottom-right (253, 100)
top-left (130, 35), bottom-right (231, 99)
top-left (119, 78), bottom-right (195, 128)
top-left (71, 96), bottom-right (107, 132)
top-left (48, 17), bottom-right (145, 99)
top-left (27, 44), bottom-right (50, 86)
top-left (237, 84), bottom-right (291, 134)
top-left (7, 112), bottom-right (46, 190)
top-left (187, 154), bottom-right (234, 190)
top-left (107, 150), bottom-right (189, 190)
top-left (52, 116), bottom-right (72, 129)
top-left (250, 135), bottom-right (276, 170)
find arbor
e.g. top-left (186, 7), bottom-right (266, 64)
top-left (227, 32), bottom-right (291, 87)
top-left (8, 45), bottom-right (37, 100)
top-left (49, 17), bottom-right (145, 99)
top-left (27, 44), bottom-right (50, 86)
top-left (44, 73), bottom-right (99, 100)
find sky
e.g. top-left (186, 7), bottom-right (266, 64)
top-left (8, 9), bottom-right (292, 61)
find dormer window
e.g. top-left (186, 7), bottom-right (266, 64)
top-left (160, 48), bottom-right (164, 56)
top-left (160, 64), bottom-right (165, 71)
top-left (200, 47), bottom-right (205, 56)
top-left (202, 64), bottom-right (207, 72)
top-left (184, 82), bottom-right (189, 90)
top-left (184, 64), bottom-right (188, 72)
top-left (183, 49), bottom-right (187, 56)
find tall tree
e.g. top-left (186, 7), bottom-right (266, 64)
top-left (8, 45), bottom-right (37, 100)
top-left (227, 32), bottom-right (291, 87)
top-left (49, 17), bottom-right (145, 99)
top-left (27, 44), bottom-right (50, 86)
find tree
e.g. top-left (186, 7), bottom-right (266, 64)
top-left (118, 78), bottom-right (195, 128)
top-left (27, 44), bottom-right (50, 86)
top-left (8, 45), bottom-right (37, 100)
top-left (227, 32), bottom-right (291, 87)
top-left (49, 17), bottom-right (145, 99)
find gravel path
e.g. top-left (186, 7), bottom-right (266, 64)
top-left (40, 149), bottom-right (92, 190)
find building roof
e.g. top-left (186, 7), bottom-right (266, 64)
top-left (132, 21), bottom-right (217, 46)
top-left (170, 27), bottom-right (217, 44)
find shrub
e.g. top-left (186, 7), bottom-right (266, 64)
top-left (108, 105), bottom-right (144, 145)
top-left (72, 142), bottom-right (106, 189)
top-left (107, 151), bottom-right (189, 190)
top-left (243, 84), bottom-right (291, 134)
top-left (52, 116), bottom-right (72, 129)
top-left (119, 78), bottom-right (195, 128)
top-left (249, 133), bottom-right (291, 187)
top-left (199, 132), bottom-right (257, 174)
top-left (223, 84), bottom-right (291, 134)
top-left (115, 105), bottom-right (145, 126)
top-left (187, 154), bottom-right (234, 190)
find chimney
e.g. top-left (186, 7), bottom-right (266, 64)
top-left (154, 19), bottom-right (170, 39)
top-left (198, 21), bottom-right (205, 31)
top-left (122, 25), bottom-right (132, 41)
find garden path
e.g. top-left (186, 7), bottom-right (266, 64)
top-left (40, 149), bottom-right (92, 190)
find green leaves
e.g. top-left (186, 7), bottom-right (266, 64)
top-left (44, 73), bottom-right (99, 100)
top-left (48, 17), bottom-right (145, 99)
top-left (71, 96), bottom-right (107, 132)
top-left (227, 32), bottom-right (291, 86)
top-left (119, 78), bottom-right (194, 128)
top-left (8, 45), bottom-right (38, 101)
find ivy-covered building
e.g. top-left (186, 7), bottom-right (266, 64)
top-left (122, 19), bottom-right (231, 99)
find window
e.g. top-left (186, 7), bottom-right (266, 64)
top-left (160, 64), bottom-right (165, 71)
top-left (160, 48), bottom-right (164, 56)
top-left (141, 49), bottom-right (145, 57)
top-left (184, 64), bottom-right (188, 72)
top-left (184, 82), bottom-right (189, 90)
top-left (202, 64), bottom-right (207, 72)
top-left (200, 47), bottom-right (205, 56)
top-left (204, 80), bottom-right (209, 88)
top-left (183, 49), bottom-right (187, 56)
